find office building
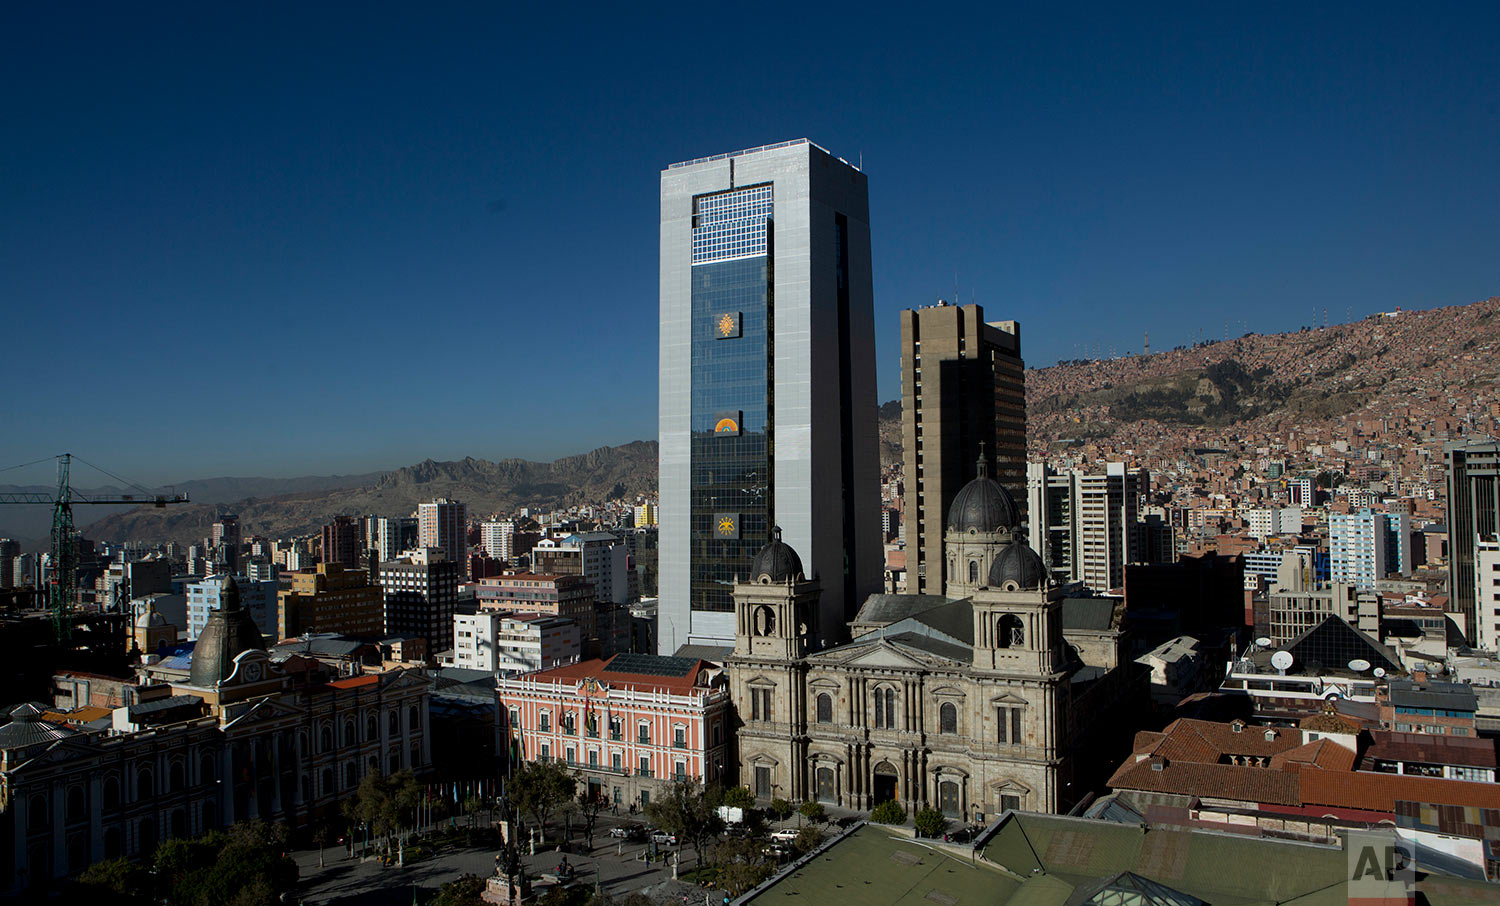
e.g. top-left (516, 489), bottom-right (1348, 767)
top-left (210, 513), bottom-right (240, 572)
top-left (658, 139), bottom-right (881, 653)
top-left (1330, 508), bottom-right (1413, 590)
top-left (185, 574), bottom-right (278, 641)
top-left (277, 562), bottom-right (386, 639)
top-left (417, 499), bottom-right (467, 570)
top-left (1446, 438), bottom-right (1500, 644)
top-left (479, 519), bottom-right (515, 563)
top-left (320, 515), bottom-right (361, 570)
top-left (378, 548), bottom-right (458, 658)
top-left (531, 532), bottom-right (632, 605)
top-left (899, 303), bottom-right (1025, 596)
top-left (450, 610), bottom-right (579, 674)
top-left (0, 539), bottom-right (18, 588)
top-left (1246, 506), bottom-right (1303, 540)
top-left (632, 502), bottom-right (657, 528)
top-left (1075, 463), bottom-right (1145, 592)
top-left (370, 516), bottom-right (416, 562)
top-left (473, 572), bottom-right (596, 641)
top-left (1026, 463), bottom-right (1074, 582)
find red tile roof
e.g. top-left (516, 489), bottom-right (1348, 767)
top-left (1299, 770), bottom-right (1500, 813)
top-left (326, 675), bottom-right (380, 689)
top-left (523, 655), bottom-right (707, 694)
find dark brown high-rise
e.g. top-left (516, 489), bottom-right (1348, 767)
top-left (320, 515), bottom-right (361, 570)
top-left (900, 302), bottom-right (1025, 596)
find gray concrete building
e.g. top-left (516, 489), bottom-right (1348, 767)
top-left (1446, 437), bottom-right (1500, 644)
top-left (900, 302), bottom-right (1025, 596)
top-left (657, 139), bottom-right (880, 653)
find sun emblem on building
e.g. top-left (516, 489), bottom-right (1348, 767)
top-left (718, 515), bottom-right (736, 534)
top-left (717, 313), bottom-right (736, 337)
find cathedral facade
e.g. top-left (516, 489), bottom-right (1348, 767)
top-left (726, 466), bottom-right (1130, 820)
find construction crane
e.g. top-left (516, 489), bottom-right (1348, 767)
top-left (0, 453), bottom-right (189, 640)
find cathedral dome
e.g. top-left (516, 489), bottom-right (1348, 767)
top-left (749, 528), bottom-right (804, 583)
top-left (946, 455), bottom-right (1020, 534)
top-left (188, 579), bottom-right (265, 687)
top-left (988, 541), bottom-right (1048, 590)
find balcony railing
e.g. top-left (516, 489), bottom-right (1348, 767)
top-left (609, 731), bottom-right (623, 741)
top-left (672, 740), bottom-right (687, 749)
top-left (586, 730), bottom-right (599, 739)
top-left (638, 768), bottom-right (653, 778)
top-left (637, 736), bottom-right (650, 745)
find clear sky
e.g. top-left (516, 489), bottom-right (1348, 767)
top-left (2, 2), bottom-right (1496, 486)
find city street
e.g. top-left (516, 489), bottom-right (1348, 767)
top-left (292, 811), bottom-right (745, 906)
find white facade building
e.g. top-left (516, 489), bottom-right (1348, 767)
top-left (452, 610), bottom-right (580, 674)
top-left (185, 575), bottom-right (278, 641)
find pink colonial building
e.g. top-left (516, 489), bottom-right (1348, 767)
top-left (497, 653), bottom-right (730, 808)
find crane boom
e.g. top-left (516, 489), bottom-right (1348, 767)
top-left (0, 454), bottom-right (190, 639)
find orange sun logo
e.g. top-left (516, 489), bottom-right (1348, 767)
top-left (715, 417), bottom-right (739, 434)
top-left (717, 313), bottom-right (736, 337)
top-left (718, 516), bottom-right (735, 534)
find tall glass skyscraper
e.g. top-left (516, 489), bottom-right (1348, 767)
top-left (658, 139), bottom-right (880, 654)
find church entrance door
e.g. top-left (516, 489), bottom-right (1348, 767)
top-left (816, 767), bottom-right (836, 803)
top-left (872, 763), bottom-right (898, 805)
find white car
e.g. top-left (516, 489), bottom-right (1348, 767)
top-left (651, 830), bottom-right (678, 845)
top-left (769, 829), bottom-right (800, 843)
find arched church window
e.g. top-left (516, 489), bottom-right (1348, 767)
top-left (939, 702), bottom-right (957, 734)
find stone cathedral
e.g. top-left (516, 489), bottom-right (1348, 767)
top-left (726, 463), bottom-right (1134, 820)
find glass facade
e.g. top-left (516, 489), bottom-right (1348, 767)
top-left (692, 184), bottom-right (773, 264)
top-left (690, 186), bottom-right (773, 613)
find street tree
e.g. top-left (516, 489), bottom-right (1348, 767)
top-left (576, 788), bottom-right (603, 849)
top-left (769, 798), bottom-right (794, 826)
top-left (511, 758), bottom-right (578, 837)
top-left (722, 785), bottom-right (755, 810)
top-left (798, 800), bottom-right (825, 825)
top-left (643, 778), bottom-right (724, 868)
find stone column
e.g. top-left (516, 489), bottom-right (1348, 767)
top-left (270, 733), bottom-right (283, 816)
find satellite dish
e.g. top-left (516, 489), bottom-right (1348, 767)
top-left (1271, 650), bottom-right (1294, 671)
top-left (1348, 659), bottom-right (1371, 673)
top-left (1255, 637), bottom-right (1273, 648)
top-left (1373, 667), bottom-right (1387, 678)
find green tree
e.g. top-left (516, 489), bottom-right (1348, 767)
top-left (797, 801), bottom-right (825, 825)
top-left (913, 808), bottom-right (947, 839)
top-left (511, 758), bottom-right (578, 836)
top-left (722, 785), bottom-right (755, 810)
top-left (432, 874), bottom-right (488, 906)
top-left (75, 858), bottom-right (151, 904)
top-left (769, 797), bottom-right (793, 825)
top-left (792, 825), bottom-right (825, 855)
top-left (871, 800), bottom-right (906, 825)
top-left (643, 778), bottom-right (724, 868)
top-left (712, 835), bottom-right (776, 895)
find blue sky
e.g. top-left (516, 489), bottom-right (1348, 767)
top-left (2, 2), bottom-right (1496, 485)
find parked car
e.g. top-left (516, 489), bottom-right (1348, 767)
top-left (761, 843), bottom-right (791, 859)
top-left (769, 828), bottom-right (800, 843)
top-left (609, 823), bottom-right (646, 840)
top-left (650, 829), bottom-right (678, 845)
